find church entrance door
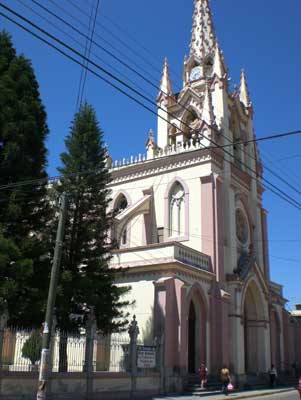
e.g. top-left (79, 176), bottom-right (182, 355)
top-left (188, 301), bottom-right (196, 373)
top-left (270, 309), bottom-right (281, 370)
top-left (244, 281), bottom-right (267, 374)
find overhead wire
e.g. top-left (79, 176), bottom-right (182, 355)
top-left (25, 0), bottom-right (301, 198)
top-left (42, 0), bottom-right (301, 196)
top-left (1, 3), bottom-right (298, 310)
top-left (78, 0), bottom-right (100, 107)
top-left (0, 3), bottom-right (301, 210)
top-left (75, 0), bottom-right (95, 111)
top-left (0, 156), bottom-right (300, 199)
top-left (68, 0), bottom-right (165, 84)
top-left (43, 0), bottom-right (161, 86)
top-left (15, 0), bottom-right (152, 99)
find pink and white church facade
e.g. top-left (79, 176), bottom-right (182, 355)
top-left (107, 0), bottom-right (301, 382)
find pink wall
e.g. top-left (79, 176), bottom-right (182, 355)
top-left (201, 174), bottom-right (224, 283)
top-left (261, 209), bottom-right (271, 281)
top-left (209, 284), bottom-right (224, 372)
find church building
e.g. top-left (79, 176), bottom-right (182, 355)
top-left (107, 0), bottom-right (300, 385)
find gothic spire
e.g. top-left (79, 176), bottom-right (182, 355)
top-left (240, 69), bottom-right (251, 107)
top-left (213, 41), bottom-right (225, 78)
top-left (158, 57), bottom-right (173, 98)
top-left (190, 0), bottom-right (216, 60)
top-left (201, 80), bottom-right (215, 126)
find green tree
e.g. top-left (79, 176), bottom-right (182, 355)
top-left (0, 31), bottom-right (50, 326)
top-left (22, 329), bottom-right (42, 366)
top-left (56, 103), bottom-right (130, 370)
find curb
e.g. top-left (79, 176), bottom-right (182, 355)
top-left (208, 387), bottom-right (298, 400)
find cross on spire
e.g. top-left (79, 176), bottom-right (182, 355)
top-left (190, 0), bottom-right (216, 60)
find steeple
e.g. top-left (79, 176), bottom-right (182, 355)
top-left (190, 0), bottom-right (216, 60)
top-left (240, 69), bottom-right (251, 108)
top-left (158, 57), bottom-right (173, 99)
top-left (201, 80), bottom-right (215, 126)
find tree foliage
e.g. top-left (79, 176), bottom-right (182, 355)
top-left (0, 31), bottom-right (50, 325)
top-left (56, 103), bottom-right (130, 333)
top-left (22, 329), bottom-right (42, 365)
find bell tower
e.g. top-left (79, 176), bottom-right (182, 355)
top-left (157, 0), bottom-right (228, 152)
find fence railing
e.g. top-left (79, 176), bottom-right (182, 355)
top-left (0, 327), bottom-right (131, 373)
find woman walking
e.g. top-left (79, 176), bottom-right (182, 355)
top-left (220, 366), bottom-right (231, 396)
top-left (199, 363), bottom-right (208, 390)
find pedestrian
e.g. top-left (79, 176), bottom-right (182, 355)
top-left (269, 364), bottom-right (277, 387)
top-left (199, 363), bottom-right (208, 390)
top-left (220, 366), bottom-right (231, 396)
top-left (297, 375), bottom-right (301, 399)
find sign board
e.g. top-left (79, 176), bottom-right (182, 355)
top-left (137, 346), bottom-right (156, 369)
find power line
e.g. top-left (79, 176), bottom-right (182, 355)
top-left (16, 0), bottom-right (152, 99)
top-left (75, 0), bottom-right (95, 111)
top-left (66, 0), bottom-right (164, 85)
top-left (78, 0), bottom-right (100, 107)
top-left (40, 0), bottom-right (301, 196)
top-left (25, 0), bottom-right (301, 197)
top-left (0, 131), bottom-right (300, 193)
top-left (1, 4), bottom-right (301, 210)
top-left (27, 0), bottom-right (301, 194)
top-left (44, 0), bottom-right (161, 87)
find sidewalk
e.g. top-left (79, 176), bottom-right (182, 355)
top-left (152, 387), bottom-right (299, 400)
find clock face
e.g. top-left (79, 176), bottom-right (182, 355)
top-left (190, 66), bottom-right (202, 82)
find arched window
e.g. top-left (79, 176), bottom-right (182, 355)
top-left (169, 182), bottom-right (185, 237)
top-left (183, 109), bottom-right (199, 140)
top-left (114, 194), bottom-right (128, 214)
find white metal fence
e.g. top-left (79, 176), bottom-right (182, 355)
top-left (0, 327), bottom-right (130, 373)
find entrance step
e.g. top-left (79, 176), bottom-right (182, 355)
top-left (184, 375), bottom-right (222, 396)
top-left (184, 388), bottom-right (222, 397)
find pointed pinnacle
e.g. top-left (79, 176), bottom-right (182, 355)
top-left (213, 41), bottom-right (226, 78)
top-left (158, 57), bottom-right (173, 98)
top-left (201, 80), bottom-right (215, 126)
top-left (240, 69), bottom-right (251, 107)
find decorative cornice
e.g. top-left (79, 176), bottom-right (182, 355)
top-left (114, 263), bottom-right (215, 285)
top-left (109, 148), bottom-right (223, 186)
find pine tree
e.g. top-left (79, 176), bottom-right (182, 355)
top-left (56, 103), bottom-right (130, 335)
top-left (0, 31), bottom-right (50, 326)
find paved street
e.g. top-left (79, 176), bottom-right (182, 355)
top-left (152, 389), bottom-right (300, 400)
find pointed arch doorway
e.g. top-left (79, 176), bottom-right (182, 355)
top-left (243, 281), bottom-right (267, 374)
top-left (270, 309), bottom-right (281, 370)
top-left (187, 294), bottom-right (207, 374)
top-left (188, 301), bottom-right (196, 373)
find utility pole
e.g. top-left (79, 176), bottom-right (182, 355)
top-left (37, 192), bottom-right (68, 400)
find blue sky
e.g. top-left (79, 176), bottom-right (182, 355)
top-left (1, 0), bottom-right (300, 307)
